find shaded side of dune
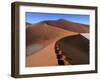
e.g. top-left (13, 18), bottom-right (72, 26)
top-left (55, 34), bottom-right (89, 65)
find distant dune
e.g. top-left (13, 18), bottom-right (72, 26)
top-left (41, 19), bottom-right (89, 33)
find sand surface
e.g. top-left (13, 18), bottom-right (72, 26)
top-left (26, 30), bottom-right (78, 67)
top-left (26, 19), bottom-right (89, 67)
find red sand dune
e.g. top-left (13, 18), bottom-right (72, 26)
top-left (42, 19), bottom-right (89, 33)
top-left (26, 22), bottom-right (78, 67)
top-left (26, 19), bottom-right (89, 67)
top-left (26, 22), bottom-right (78, 46)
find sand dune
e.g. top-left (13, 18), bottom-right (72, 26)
top-left (26, 22), bottom-right (78, 46)
top-left (26, 19), bottom-right (89, 67)
top-left (42, 19), bottom-right (89, 33)
top-left (26, 22), bottom-right (78, 55)
top-left (26, 31), bottom-right (77, 67)
top-left (26, 22), bottom-right (78, 66)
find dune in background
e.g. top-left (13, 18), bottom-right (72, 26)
top-left (42, 19), bottom-right (89, 33)
top-left (26, 19), bottom-right (89, 67)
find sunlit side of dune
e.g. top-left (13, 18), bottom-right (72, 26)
top-left (26, 23), bottom-right (78, 67)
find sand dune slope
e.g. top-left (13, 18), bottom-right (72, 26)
top-left (26, 22), bottom-right (78, 46)
top-left (55, 34), bottom-right (89, 65)
top-left (26, 23), bottom-right (78, 66)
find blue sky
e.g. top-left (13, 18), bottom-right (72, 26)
top-left (26, 12), bottom-right (89, 25)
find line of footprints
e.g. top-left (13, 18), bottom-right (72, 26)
top-left (55, 45), bottom-right (71, 65)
